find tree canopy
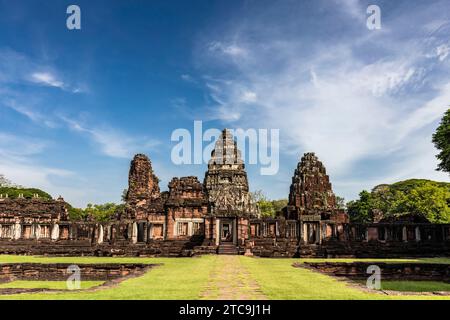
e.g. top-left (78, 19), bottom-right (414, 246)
top-left (250, 190), bottom-right (288, 218)
top-left (68, 203), bottom-right (125, 221)
top-left (432, 108), bottom-right (450, 174)
top-left (0, 174), bottom-right (52, 199)
top-left (347, 179), bottom-right (450, 223)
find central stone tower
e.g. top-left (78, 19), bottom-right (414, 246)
top-left (203, 129), bottom-right (257, 217)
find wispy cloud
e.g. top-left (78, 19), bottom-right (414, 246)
top-left (0, 48), bottom-right (84, 93)
top-left (195, 0), bottom-right (450, 200)
top-left (0, 132), bottom-right (75, 199)
top-left (30, 72), bottom-right (65, 89)
top-left (1, 98), bottom-right (57, 128)
top-left (61, 116), bottom-right (161, 159)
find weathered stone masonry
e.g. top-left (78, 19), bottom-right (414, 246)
top-left (0, 129), bottom-right (449, 257)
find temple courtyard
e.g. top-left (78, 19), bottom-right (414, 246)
top-left (0, 255), bottom-right (449, 300)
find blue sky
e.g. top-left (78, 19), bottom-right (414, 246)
top-left (0, 0), bottom-right (449, 207)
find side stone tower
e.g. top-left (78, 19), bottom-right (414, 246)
top-left (204, 129), bottom-right (258, 217)
top-left (286, 152), bottom-right (340, 219)
top-left (124, 154), bottom-right (163, 220)
top-left (126, 154), bottom-right (161, 206)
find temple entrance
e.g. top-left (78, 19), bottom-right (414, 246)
top-left (219, 219), bottom-right (234, 243)
top-left (137, 222), bottom-right (146, 242)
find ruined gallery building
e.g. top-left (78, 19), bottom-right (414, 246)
top-left (0, 129), bottom-right (449, 257)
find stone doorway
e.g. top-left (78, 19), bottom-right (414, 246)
top-left (220, 219), bottom-right (234, 243)
top-left (137, 222), bottom-right (146, 242)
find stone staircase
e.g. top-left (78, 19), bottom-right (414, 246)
top-left (218, 243), bottom-right (239, 255)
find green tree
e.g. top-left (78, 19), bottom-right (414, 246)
top-left (271, 199), bottom-right (288, 214)
top-left (389, 184), bottom-right (450, 223)
top-left (258, 200), bottom-right (275, 217)
top-left (0, 174), bottom-right (13, 187)
top-left (67, 205), bottom-right (87, 221)
top-left (336, 196), bottom-right (346, 210)
top-left (121, 189), bottom-right (128, 202)
top-left (250, 190), bottom-right (286, 217)
top-left (68, 203), bottom-right (125, 221)
top-left (347, 190), bottom-right (374, 223)
top-left (347, 179), bottom-right (450, 223)
top-left (432, 108), bottom-right (450, 174)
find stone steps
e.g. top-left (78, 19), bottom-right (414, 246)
top-left (218, 243), bottom-right (239, 255)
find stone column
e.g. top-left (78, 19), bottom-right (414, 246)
top-left (13, 222), bottom-right (21, 240)
top-left (143, 223), bottom-right (148, 242)
top-left (51, 224), bottom-right (59, 241)
top-left (107, 225), bottom-right (112, 241)
top-left (147, 224), bottom-right (152, 242)
top-left (131, 222), bottom-right (138, 244)
top-left (215, 218), bottom-right (220, 245)
top-left (402, 226), bottom-right (408, 242)
top-left (97, 224), bottom-right (104, 244)
top-left (36, 225), bottom-right (41, 240)
top-left (233, 218), bottom-right (237, 245)
top-left (303, 223), bottom-right (308, 243)
top-left (188, 222), bottom-right (193, 236)
top-left (415, 226), bottom-right (421, 242)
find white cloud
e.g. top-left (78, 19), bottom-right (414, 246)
top-left (61, 116), bottom-right (160, 159)
top-left (436, 44), bottom-right (450, 61)
top-left (208, 41), bottom-right (248, 58)
top-left (333, 0), bottom-right (364, 21)
top-left (0, 132), bottom-right (76, 199)
top-left (1, 99), bottom-right (57, 128)
top-left (241, 90), bottom-right (257, 103)
top-left (30, 72), bottom-right (65, 88)
top-left (197, 1), bottom-right (450, 200)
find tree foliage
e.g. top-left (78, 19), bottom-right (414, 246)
top-left (68, 203), bottom-right (125, 221)
top-left (432, 108), bottom-right (450, 174)
top-left (335, 196), bottom-right (346, 210)
top-left (0, 174), bottom-right (51, 199)
top-left (347, 179), bottom-right (450, 223)
top-left (250, 190), bottom-right (288, 218)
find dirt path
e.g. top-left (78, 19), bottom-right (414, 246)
top-left (200, 255), bottom-right (267, 300)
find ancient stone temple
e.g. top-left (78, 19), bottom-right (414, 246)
top-left (0, 130), bottom-right (449, 258)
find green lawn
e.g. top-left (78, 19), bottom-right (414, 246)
top-left (0, 280), bottom-right (103, 290)
top-left (0, 255), bottom-right (216, 300)
top-left (0, 255), bottom-right (449, 300)
top-left (379, 281), bottom-right (450, 292)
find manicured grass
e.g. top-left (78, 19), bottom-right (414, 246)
top-left (239, 257), bottom-right (450, 300)
top-left (0, 280), bottom-right (103, 290)
top-left (0, 255), bottom-right (218, 300)
top-left (380, 281), bottom-right (450, 292)
top-left (0, 255), bottom-right (449, 300)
